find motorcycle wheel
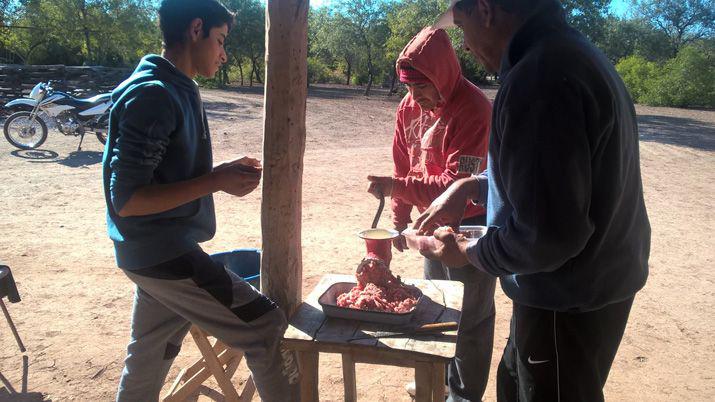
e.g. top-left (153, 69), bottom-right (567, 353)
top-left (3, 111), bottom-right (48, 150)
top-left (96, 131), bottom-right (107, 145)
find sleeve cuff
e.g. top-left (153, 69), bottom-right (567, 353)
top-left (466, 239), bottom-right (487, 272)
top-left (470, 174), bottom-right (489, 206)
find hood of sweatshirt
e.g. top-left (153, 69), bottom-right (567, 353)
top-left (113, 54), bottom-right (199, 98)
top-left (112, 54), bottom-right (207, 138)
top-left (396, 27), bottom-right (461, 107)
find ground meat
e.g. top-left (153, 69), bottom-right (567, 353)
top-left (355, 258), bottom-right (399, 288)
top-left (337, 258), bottom-right (420, 313)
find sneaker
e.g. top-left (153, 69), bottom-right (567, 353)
top-left (405, 381), bottom-right (449, 398)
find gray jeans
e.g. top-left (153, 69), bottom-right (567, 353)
top-left (116, 250), bottom-right (299, 402)
top-left (425, 257), bottom-right (496, 402)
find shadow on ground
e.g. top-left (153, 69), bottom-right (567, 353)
top-left (10, 150), bottom-right (102, 167)
top-left (0, 356), bottom-right (51, 402)
top-left (56, 150), bottom-right (103, 167)
top-left (214, 84), bottom-right (398, 100)
top-left (10, 149), bottom-right (59, 161)
top-left (638, 115), bottom-right (714, 151)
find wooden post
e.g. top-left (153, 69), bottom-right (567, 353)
top-left (261, 0), bottom-right (309, 316)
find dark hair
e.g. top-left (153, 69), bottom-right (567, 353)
top-left (454, 0), bottom-right (549, 17)
top-left (159, 0), bottom-right (235, 48)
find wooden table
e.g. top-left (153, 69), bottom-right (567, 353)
top-left (283, 274), bottom-right (464, 402)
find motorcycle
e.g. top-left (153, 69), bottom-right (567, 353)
top-left (2, 81), bottom-right (112, 151)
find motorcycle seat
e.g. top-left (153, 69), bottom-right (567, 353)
top-left (71, 93), bottom-right (112, 104)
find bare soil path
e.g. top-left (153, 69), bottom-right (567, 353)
top-left (0, 85), bottom-right (713, 401)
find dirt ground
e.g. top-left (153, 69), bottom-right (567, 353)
top-left (0, 84), bottom-right (713, 402)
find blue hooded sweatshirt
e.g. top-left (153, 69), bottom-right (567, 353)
top-left (102, 55), bottom-right (215, 270)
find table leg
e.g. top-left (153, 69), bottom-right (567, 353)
top-left (341, 353), bottom-right (357, 402)
top-left (414, 362), bottom-right (434, 402)
top-left (297, 351), bottom-right (319, 402)
top-left (432, 363), bottom-right (445, 402)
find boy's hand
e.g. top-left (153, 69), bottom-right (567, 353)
top-left (367, 175), bottom-right (394, 199)
top-left (214, 156), bottom-right (263, 197)
top-left (214, 156), bottom-right (263, 172)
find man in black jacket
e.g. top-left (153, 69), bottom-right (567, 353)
top-left (418, 0), bottom-right (651, 401)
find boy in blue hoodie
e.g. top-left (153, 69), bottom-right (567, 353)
top-left (102, 1), bottom-right (299, 401)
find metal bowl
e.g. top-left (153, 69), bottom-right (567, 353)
top-left (357, 228), bottom-right (400, 240)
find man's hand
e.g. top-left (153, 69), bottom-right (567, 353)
top-left (413, 177), bottom-right (478, 235)
top-left (214, 156), bottom-right (263, 197)
top-left (393, 226), bottom-right (408, 252)
top-left (419, 227), bottom-right (471, 268)
top-left (367, 175), bottom-right (394, 199)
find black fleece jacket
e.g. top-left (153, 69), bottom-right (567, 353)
top-left (468, 0), bottom-right (651, 312)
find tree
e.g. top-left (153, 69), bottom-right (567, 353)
top-left (224, 0), bottom-right (265, 86)
top-left (336, 0), bottom-right (390, 95)
top-left (310, 7), bottom-right (361, 86)
top-left (615, 54), bottom-right (660, 100)
top-left (633, 0), bottom-right (715, 57)
top-left (385, 0), bottom-right (445, 91)
top-left (643, 44), bottom-right (715, 107)
top-left (561, 0), bottom-right (611, 43)
top-left (598, 16), bottom-right (672, 62)
top-left (616, 44), bottom-right (715, 108)
top-left (1, 0), bottom-right (158, 66)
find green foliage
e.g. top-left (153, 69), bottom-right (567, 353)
top-left (309, 7), bottom-right (361, 85)
top-left (642, 45), bottom-right (715, 108)
top-left (307, 56), bottom-right (331, 84)
top-left (1, 0), bottom-right (159, 66)
top-left (616, 45), bottom-right (715, 108)
top-left (335, 0), bottom-right (391, 95)
top-left (385, 0), bottom-right (445, 61)
top-left (2, 0), bottom-right (713, 108)
top-left (616, 55), bottom-right (660, 100)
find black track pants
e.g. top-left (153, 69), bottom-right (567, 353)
top-left (497, 297), bottom-right (634, 402)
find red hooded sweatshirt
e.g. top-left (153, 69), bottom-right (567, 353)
top-left (391, 28), bottom-right (492, 228)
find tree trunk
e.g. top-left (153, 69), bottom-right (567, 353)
top-left (364, 58), bottom-right (374, 96)
top-left (262, 0), bottom-right (309, 316)
top-left (78, 0), bottom-right (92, 63)
top-left (365, 73), bottom-right (373, 96)
top-left (364, 44), bottom-right (374, 96)
top-left (238, 61), bottom-right (244, 86)
top-left (388, 68), bottom-right (398, 96)
top-left (345, 59), bottom-right (352, 86)
top-left (252, 56), bottom-right (263, 84)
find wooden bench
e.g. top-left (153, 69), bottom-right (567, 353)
top-left (283, 274), bottom-right (463, 402)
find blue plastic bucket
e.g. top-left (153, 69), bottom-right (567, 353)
top-left (210, 249), bottom-right (261, 288)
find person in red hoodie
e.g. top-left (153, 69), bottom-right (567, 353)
top-left (367, 27), bottom-right (495, 401)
